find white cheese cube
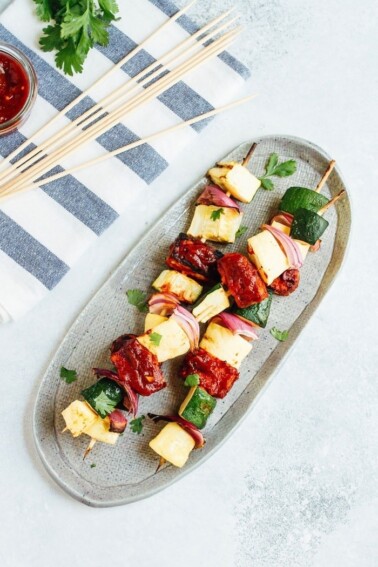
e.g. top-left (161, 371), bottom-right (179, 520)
top-left (149, 422), bottom-right (195, 468)
top-left (271, 220), bottom-right (309, 261)
top-left (137, 317), bottom-right (190, 362)
top-left (83, 416), bottom-right (119, 445)
top-left (192, 285), bottom-right (230, 323)
top-left (152, 270), bottom-right (202, 304)
top-left (247, 230), bottom-right (290, 285)
top-left (200, 322), bottom-right (252, 369)
top-left (208, 162), bottom-right (261, 203)
top-left (144, 313), bottom-right (168, 332)
top-left (62, 400), bottom-right (97, 438)
top-left (188, 204), bottom-right (242, 243)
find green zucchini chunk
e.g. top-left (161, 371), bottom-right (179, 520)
top-left (290, 208), bottom-right (329, 245)
top-left (179, 386), bottom-right (217, 429)
top-left (81, 378), bottom-right (123, 418)
top-left (279, 187), bottom-right (329, 215)
top-left (233, 291), bottom-right (273, 328)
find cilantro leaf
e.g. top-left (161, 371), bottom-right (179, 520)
top-left (270, 327), bottom-right (289, 342)
top-left (265, 153), bottom-right (279, 176)
top-left (184, 374), bottom-right (200, 387)
top-left (91, 390), bottom-right (116, 418)
top-left (39, 24), bottom-right (64, 52)
top-left (126, 289), bottom-right (148, 313)
top-left (33, 0), bottom-right (54, 22)
top-left (130, 415), bottom-right (145, 434)
top-left (235, 226), bottom-right (248, 238)
top-left (90, 463), bottom-right (96, 468)
top-left (60, 366), bottom-right (77, 384)
top-left (210, 208), bottom-right (224, 221)
top-left (259, 153), bottom-right (297, 190)
top-left (260, 178), bottom-right (274, 191)
top-left (271, 160), bottom-right (297, 178)
top-left (34, 0), bottom-right (120, 75)
top-left (149, 332), bottom-right (162, 347)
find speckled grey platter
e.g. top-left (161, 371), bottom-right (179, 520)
top-left (33, 135), bottom-right (351, 507)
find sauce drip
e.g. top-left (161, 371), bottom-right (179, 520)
top-left (0, 51), bottom-right (30, 124)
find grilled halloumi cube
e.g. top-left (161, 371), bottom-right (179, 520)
top-left (247, 230), bottom-right (290, 285)
top-left (208, 161), bottom-right (261, 203)
top-left (200, 322), bottom-right (252, 369)
top-left (149, 422), bottom-right (195, 468)
top-left (192, 285), bottom-right (230, 323)
top-left (152, 270), bottom-right (202, 304)
top-left (144, 313), bottom-right (168, 332)
top-left (188, 204), bottom-right (242, 243)
top-left (62, 400), bottom-right (98, 438)
top-left (271, 220), bottom-right (309, 261)
top-left (83, 416), bottom-right (119, 445)
top-left (137, 317), bottom-right (190, 362)
top-left (62, 400), bottom-right (119, 444)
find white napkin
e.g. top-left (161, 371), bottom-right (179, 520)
top-left (0, 0), bottom-right (249, 322)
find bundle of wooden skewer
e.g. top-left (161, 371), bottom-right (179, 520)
top-left (0, 2), bottom-right (255, 203)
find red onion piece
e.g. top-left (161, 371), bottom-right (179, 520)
top-left (262, 224), bottom-right (303, 269)
top-left (109, 409), bottom-right (127, 433)
top-left (171, 306), bottom-right (200, 351)
top-left (310, 240), bottom-right (321, 252)
top-left (270, 212), bottom-right (294, 227)
top-left (196, 185), bottom-right (240, 212)
top-left (212, 312), bottom-right (259, 341)
top-left (148, 413), bottom-right (205, 448)
top-left (93, 368), bottom-right (139, 417)
top-left (148, 292), bottom-right (180, 315)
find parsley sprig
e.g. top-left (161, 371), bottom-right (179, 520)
top-left (130, 415), bottom-right (145, 434)
top-left (34, 0), bottom-right (120, 76)
top-left (149, 332), bottom-right (162, 347)
top-left (126, 289), bottom-right (148, 313)
top-left (60, 366), bottom-right (78, 384)
top-left (210, 208), bottom-right (224, 221)
top-left (259, 153), bottom-right (297, 191)
top-left (270, 327), bottom-right (289, 342)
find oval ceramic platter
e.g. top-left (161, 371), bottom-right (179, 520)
top-left (33, 135), bottom-right (351, 507)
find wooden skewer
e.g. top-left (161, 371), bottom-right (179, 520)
top-left (315, 159), bottom-right (336, 193)
top-left (0, 94), bottom-right (257, 202)
top-left (0, 9), bottom-right (238, 185)
top-left (241, 142), bottom-right (257, 166)
top-left (0, 29), bottom-right (240, 197)
top-left (318, 189), bottom-right (346, 214)
top-left (0, 0), bottom-right (198, 172)
top-left (83, 438), bottom-right (97, 459)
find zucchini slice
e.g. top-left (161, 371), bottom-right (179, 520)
top-left (279, 187), bottom-right (329, 215)
top-left (81, 378), bottom-right (124, 418)
top-left (233, 291), bottom-right (273, 328)
top-left (179, 386), bottom-right (217, 429)
top-left (290, 208), bottom-right (329, 245)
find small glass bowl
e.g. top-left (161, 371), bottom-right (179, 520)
top-left (0, 42), bottom-right (38, 136)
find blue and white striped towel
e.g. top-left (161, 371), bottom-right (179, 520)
top-left (0, 0), bottom-right (249, 323)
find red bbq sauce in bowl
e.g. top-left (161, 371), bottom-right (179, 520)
top-left (0, 43), bottom-right (37, 136)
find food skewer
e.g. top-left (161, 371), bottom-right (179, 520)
top-left (0, 9), bottom-right (238, 186)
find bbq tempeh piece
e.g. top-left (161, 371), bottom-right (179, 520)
top-left (166, 233), bottom-right (223, 282)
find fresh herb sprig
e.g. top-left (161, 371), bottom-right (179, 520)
top-left (270, 327), bottom-right (289, 342)
top-left (149, 332), bottom-right (162, 347)
top-left (235, 226), bottom-right (248, 239)
top-left (34, 0), bottom-right (120, 76)
top-left (210, 208), bottom-right (224, 221)
top-left (60, 366), bottom-right (78, 384)
top-left (259, 153), bottom-right (297, 191)
top-left (130, 415), bottom-right (145, 434)
top-left (126, 289), bottom-right (148, 313)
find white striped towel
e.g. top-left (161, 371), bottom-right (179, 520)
top-left (0, 0), bottom-right (250, 323)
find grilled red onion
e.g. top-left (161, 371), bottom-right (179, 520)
top-left (262, 224), bottom-right (303, 269)
top-left (171, 306), bottom-right (200, 351)
top-left (148, 292), bottom-right (180, 315)
top-left (270, 212), bottom-right (294, 227)
top-left (148, 413), bottom-right (205, 448)
top-left (93, 368), bottom-right (139, 417)
top-left (109, 410), bottom-right (127, 433)
top-left (212, 312), bottom-right (259, 341)
top-left (196, 185), bottom-right (240, 211)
